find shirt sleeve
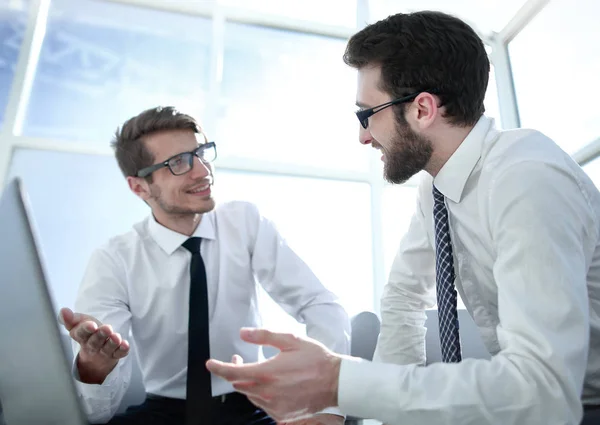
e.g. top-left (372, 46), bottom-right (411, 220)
top-left (373, 186), bottom-right (437, 367)
top-left (338, 161), bottom-right (594, 425)
top-left (72, 247), bottom-right (133, 424)
top-left (249, 205), bottom-right (351, 416)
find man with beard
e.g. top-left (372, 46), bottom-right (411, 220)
top-left (206, 10), bottom-right (600, 425)
top-left (57, 106), bottom-right (350, 425)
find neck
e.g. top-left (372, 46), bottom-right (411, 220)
top-left (425, 124), bottom-right (475, 177)
top-left (152, 210), bottom-right (202, 236)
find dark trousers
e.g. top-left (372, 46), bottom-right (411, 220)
top-left (582, 405), bottom-right (600, 425)
top-left (106, 392), bottom-right (274, 425)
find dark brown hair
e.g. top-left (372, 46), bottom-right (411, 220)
top-left (344, 10), bottom-right (490, 126)
top-left (111, 106), bottom-right (201, 181)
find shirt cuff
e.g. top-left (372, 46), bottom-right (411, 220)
top-left (317, 406), bottom-right (345, 418)
top-left (338, 356), bottom-right (408, 421)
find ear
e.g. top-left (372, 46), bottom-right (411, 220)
top-left (409, 92), bottom-right (439, 130)
top-left (127, 176), bottom-right (152, 201)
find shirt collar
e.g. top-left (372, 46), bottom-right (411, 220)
top-left (148, 211), bottom-right (216, 256)
top-left (433, 116), bottom-right (494, 203)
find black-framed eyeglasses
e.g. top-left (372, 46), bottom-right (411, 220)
top-left (355, 90), bottom-right (438, 129)
top-left (136, 142), bottom-right (217, 178)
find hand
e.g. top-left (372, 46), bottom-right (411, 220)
top-left (58, 307), bottom-right (129, 384)
top-left (206, 328), bottom-right (343, 422)
top-left (280, 413), bottom-right (345, 425)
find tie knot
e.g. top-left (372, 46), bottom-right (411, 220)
top-left (432, 185), bottom-right (445, 205)
top-left (182, 237), bottom-right (202, 254)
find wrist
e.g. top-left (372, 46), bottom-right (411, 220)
top-left (76, 354), bottom-right (117, 384)
top-left (325, 354), bottom-right (342, 408)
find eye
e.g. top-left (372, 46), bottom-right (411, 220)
top-left (170, 156), bottom-right (185, 166)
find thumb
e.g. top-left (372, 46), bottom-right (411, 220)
top-left (58, 307), bottom-right (76, 330)
top-left (240, 328), bottom-right (300, 351)
top-left (58, 308), bottom-right (100, 331)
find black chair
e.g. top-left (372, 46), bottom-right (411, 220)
top-left (345, 311), bottom-right (381, 425)
top-left (350, 311), bottom-right (380, 361)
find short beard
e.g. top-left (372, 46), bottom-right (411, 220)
top-left (149, 184), bottom-right (213, 215)
top-left (384, 112), bottom-right (433, 184)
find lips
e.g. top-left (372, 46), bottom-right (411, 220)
top-left (187, 184), bottom-right (210, 194)
top-left (185, 179), bottom-right (212, 195)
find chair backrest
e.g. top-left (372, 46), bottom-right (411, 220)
top-left (350, 311), bottom-right (381, 361)
top-left (348, 309), bottom-right (491, 364)
top-left (425, 309), bottom-right (491, 363)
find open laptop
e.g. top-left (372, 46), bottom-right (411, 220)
top-left (0, 177), bottom-right (87, 425)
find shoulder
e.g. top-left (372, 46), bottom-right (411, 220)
top-left (482, 128), bottom-right (570, 180)
top-left (92, 217), bottom-right (149, 264)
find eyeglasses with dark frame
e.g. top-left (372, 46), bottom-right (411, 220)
top-left (355, 90), bottom-right (439, 129)
top-left (136, 142), bottom-right (217, 178)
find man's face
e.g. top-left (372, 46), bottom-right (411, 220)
top-left (356, 66), bottom-right (433, 184)
top-left (141, 129), bottom-right (215, 215)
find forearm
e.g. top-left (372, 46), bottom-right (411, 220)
top-left (338, 353), bottom-right (583, 425)
top-left (375, 305), bottom-right (427, 365)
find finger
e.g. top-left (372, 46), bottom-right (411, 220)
top-left (240, 328), bottom-right (301, 352)
top-left (58, 307), bottom-right (73, 329)
top-left (113, 340), bottom-right (130, 359)
top-left (100, 332), bottom-right (122, 357)
top-left (86, 324), bottom-right (114, 353)
top-left (205, 359), bottom-right (268, 383)
top-left (71, 320), bottom-right (98, 344)
top-left (60, 308), bottom-right (102, 331)
top-left (232, 354), bottom-right (244, 364)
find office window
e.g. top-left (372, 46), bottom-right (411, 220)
top-left (485, 65), bottom-right (502, 129)
top-left (368, 0), bottom-right (525, 33)
top-left (510, 0), bottom-right (600, 153)
top-left (7, 149), bottom-right (373, 332)
top-left (0, 0), bottom-right (29, 131)
top-left (218, 22), bottom-right (366, 171)
top-left (584, 156), bottom-right (600, 189)
top-left (381, 184), bottom-right (418, 278)
top-left (21, 0), bottom-right (211, 146)
top-left (219, 0), bottom-right (357, 28)
top-left (216, 170), bottom-right (374, 328)
top-left (7, 149), bottom-right (148, 311)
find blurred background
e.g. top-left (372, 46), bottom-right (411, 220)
top-left (0, 0), bottom-right (598, 335)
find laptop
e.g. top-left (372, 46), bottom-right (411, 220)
top-left (0, 178), bottom-right (87, 425)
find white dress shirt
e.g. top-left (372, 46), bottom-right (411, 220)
top-left (72, 200), bottom-right (350, 423)
top-left (338, 116), bottom-right (600, 425)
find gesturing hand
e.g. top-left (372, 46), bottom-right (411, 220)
top-left (206, 328), bottom-right (343, 423)
top-left (59, 307), bottom-right (129, 384)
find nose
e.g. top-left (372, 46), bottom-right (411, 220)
top-left (189, 156), bottom-right (211, 179)
top-left (359, 125), bottom-right (372, 146)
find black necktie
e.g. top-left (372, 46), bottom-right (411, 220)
top-left (182, 237), bottom-right (212, 424)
